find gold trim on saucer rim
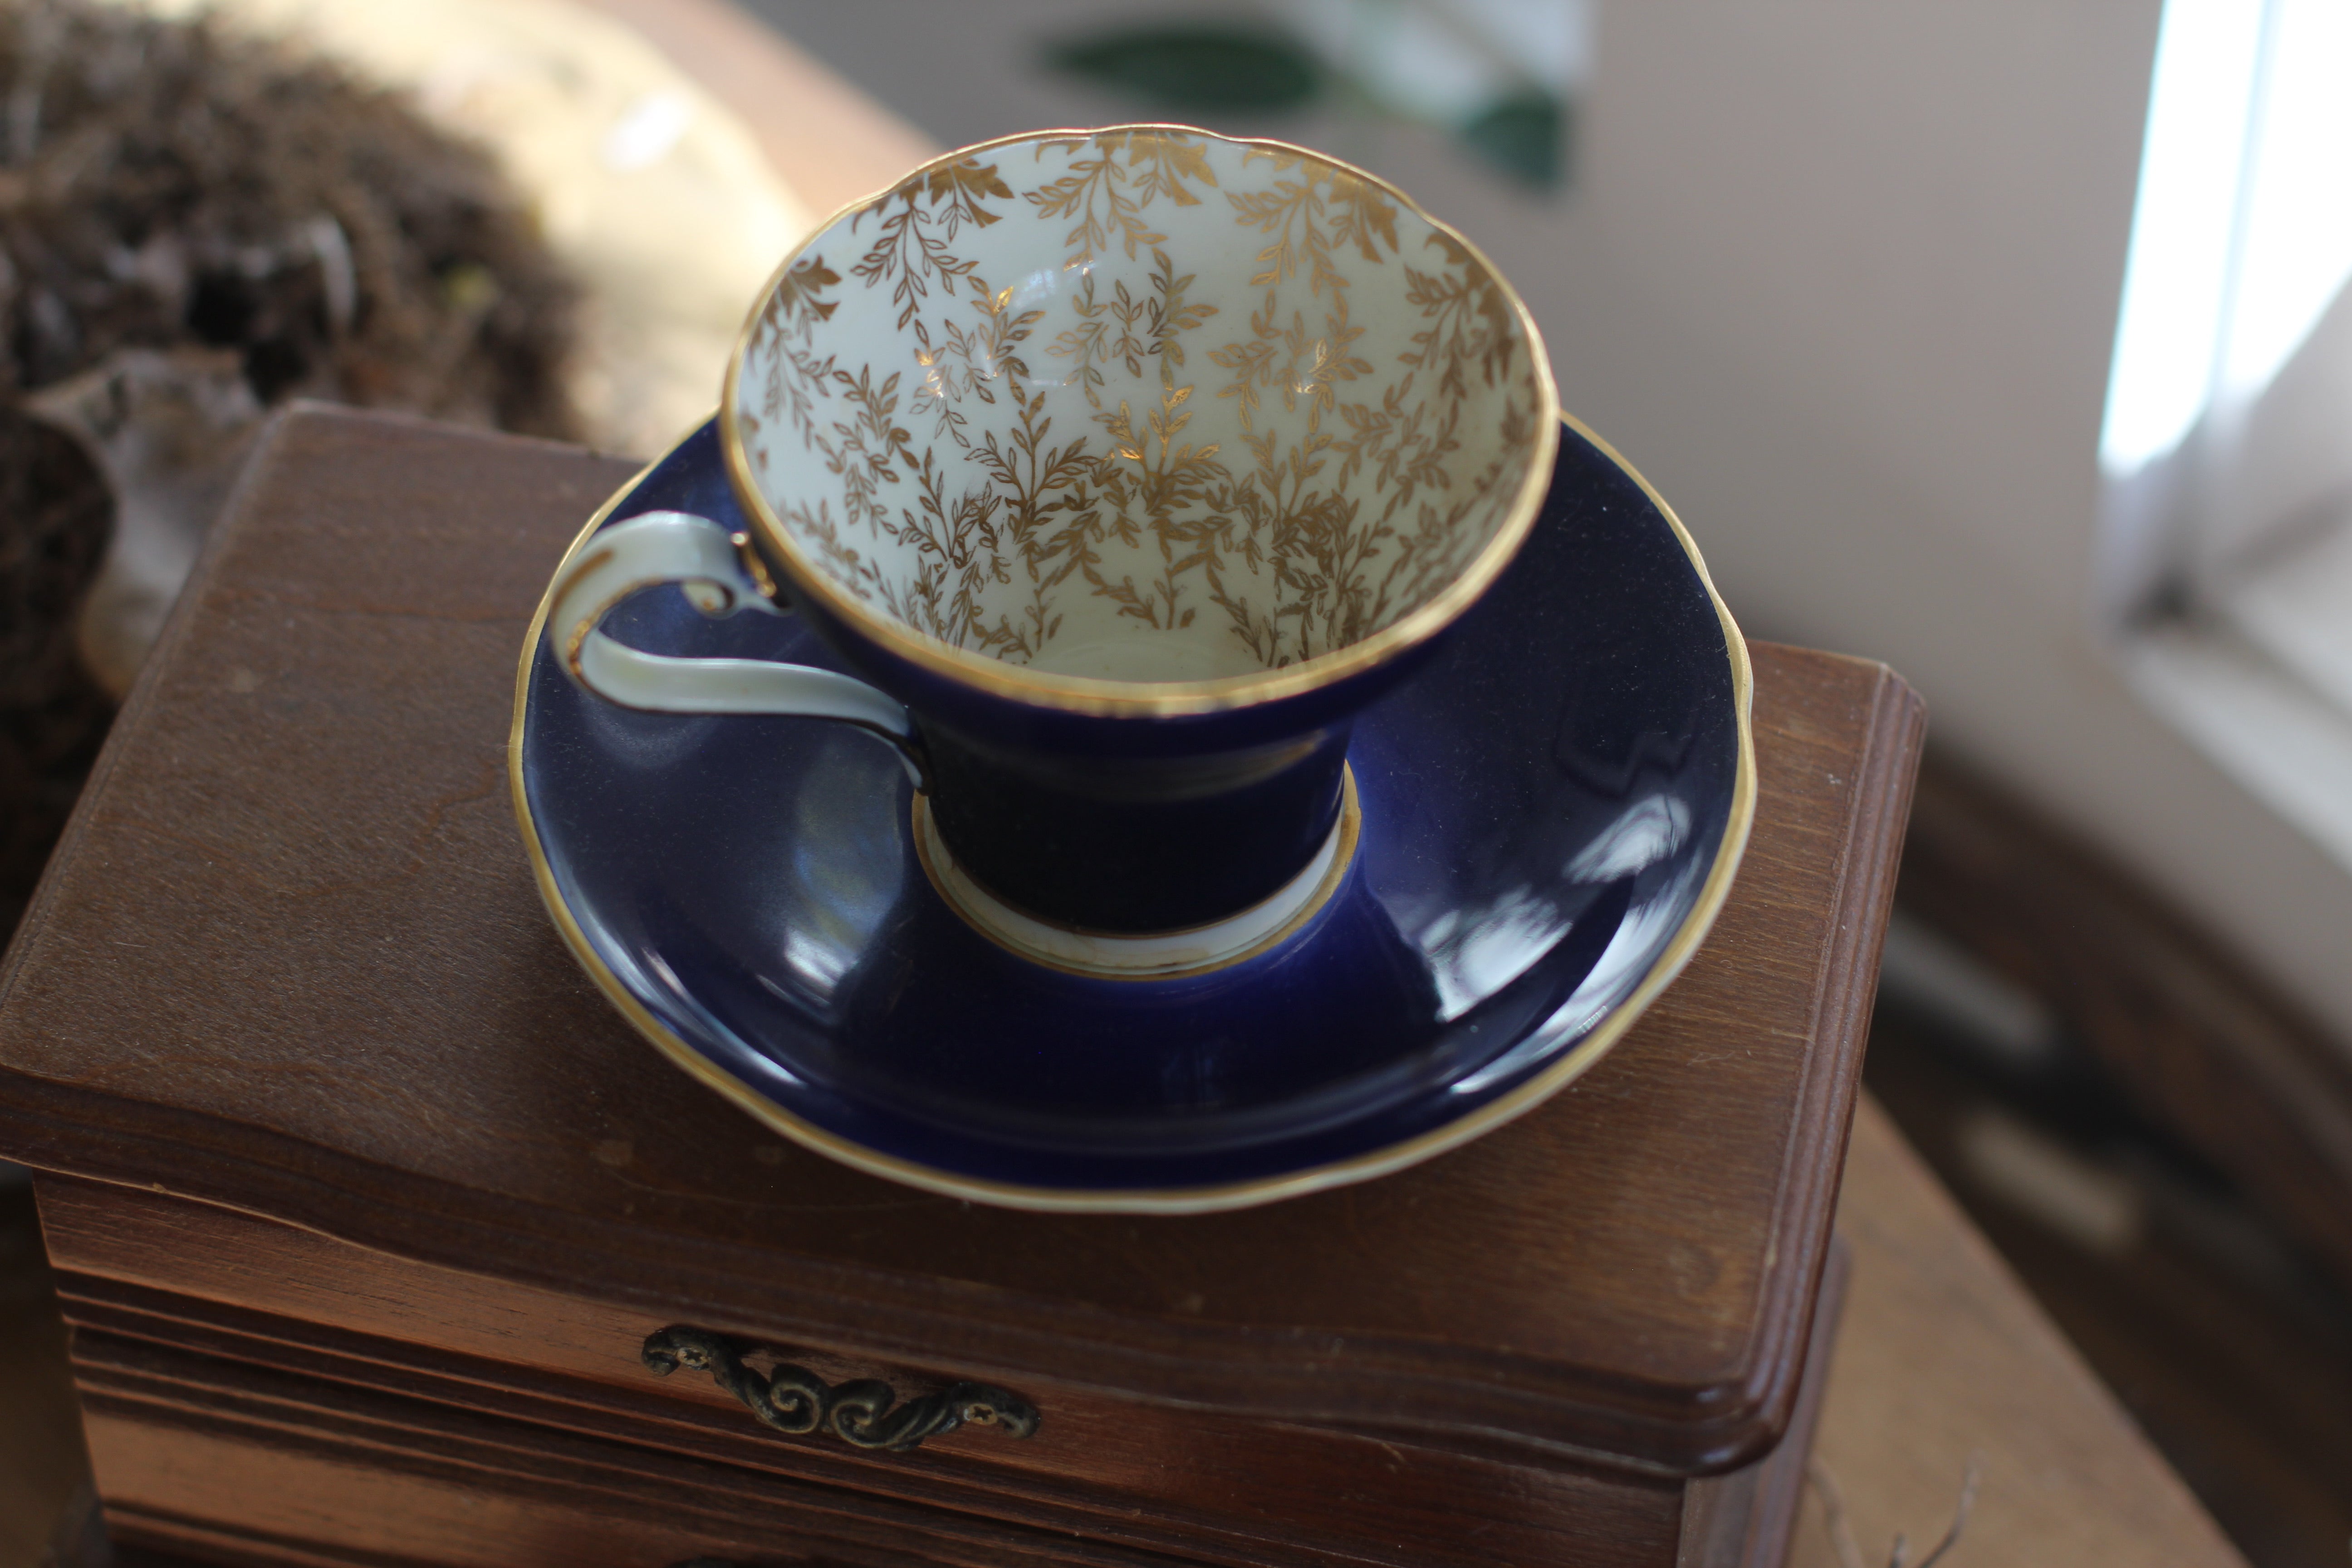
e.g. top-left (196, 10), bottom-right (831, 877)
top-left (718, 122), bottom-right (1563, 720)
top-left (508, 410), bottom-right (1758, 1215)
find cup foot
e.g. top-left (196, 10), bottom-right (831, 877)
top-left (912, 767), bottom-right (1360, 981)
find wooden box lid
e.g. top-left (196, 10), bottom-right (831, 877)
top-left (0, 408), bottom-right (1922, 1479)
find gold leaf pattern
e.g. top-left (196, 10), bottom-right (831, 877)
top-left (739, 131), bottom-right (1541, 676)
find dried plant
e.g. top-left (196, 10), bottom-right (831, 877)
top-left (0, 0), bottom-right (584, 936)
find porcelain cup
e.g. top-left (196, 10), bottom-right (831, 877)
top-left (549, 125), bottom-right (1557, 977)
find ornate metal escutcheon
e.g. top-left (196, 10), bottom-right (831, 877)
top-left (641, 1325), bottom-right (1039, 1453)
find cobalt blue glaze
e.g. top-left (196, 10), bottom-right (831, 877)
top-left (743, 501), bottom-right (1445, 931)
top-left (917, 718), bottom-right (1351, 932)
top-left (521, 418), bottom-right (1740, 1199)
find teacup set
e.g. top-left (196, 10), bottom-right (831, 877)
top-left (512, 127), bottom-right (1754, 1211)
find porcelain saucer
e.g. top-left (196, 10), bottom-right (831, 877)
top-left (510, 415), bottom-right (1754, 1212)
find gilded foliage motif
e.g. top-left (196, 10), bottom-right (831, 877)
top-left (738, 131), bottom-right (1542, 675)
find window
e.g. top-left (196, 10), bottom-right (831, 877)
top-left (2102, 0), bottom-right (2352, 868)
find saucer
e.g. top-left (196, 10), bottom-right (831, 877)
top-left (510, 414), bottom-right (1755, 1212)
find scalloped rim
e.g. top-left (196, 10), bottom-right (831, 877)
top-left (718, 123), bottom-right (1562, 719)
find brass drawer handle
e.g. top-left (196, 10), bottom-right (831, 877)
top-left (642, 1325), bottom-right (1039, 1452)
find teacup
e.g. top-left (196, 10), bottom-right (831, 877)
top-left (549, 125), bottom-right (1557, 977)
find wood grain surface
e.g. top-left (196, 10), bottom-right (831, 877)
top-left (40, 1178), bottom-right (1682, 1568)
top-left (1788, 1098), bottom-right (2247, 1568)
top-left (40, 1208), bottom-right (1849, 1568)
top-left (5, 1106), bottom-right (2250, 1568)
top-left (0, 407), bottom-right (1917, 1480)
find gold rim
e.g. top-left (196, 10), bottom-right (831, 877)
top-left (510, 411), bottom-right (1756, 1215)
top-left (718, 123), bottom-right (1562, 720)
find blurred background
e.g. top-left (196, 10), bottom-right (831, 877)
top-left (1, 1), bottom-right (2349, 1565)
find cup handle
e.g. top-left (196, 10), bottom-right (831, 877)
top-left (548, 510), bottom-right (929, 790)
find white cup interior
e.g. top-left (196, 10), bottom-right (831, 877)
top-left (733, 129), bottom-right (1548, 684)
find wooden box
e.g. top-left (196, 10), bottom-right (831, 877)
top-left (0, 409), bottom-right (1922, 1567)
